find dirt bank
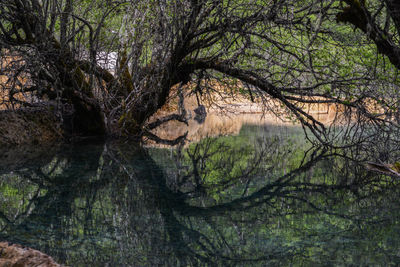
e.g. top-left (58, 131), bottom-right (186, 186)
top-left (0, 108), bottom-right (63, 147)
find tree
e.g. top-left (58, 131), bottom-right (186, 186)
top-left (0, 0), bottom-right (398, 144)
top-left (337, 0), bottom-right (400, 70)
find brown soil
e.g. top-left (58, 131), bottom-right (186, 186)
top-left (0, 108), bottom-right (63, 147)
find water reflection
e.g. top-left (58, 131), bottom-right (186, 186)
top-left (1, 125), bottom-right (400, 266)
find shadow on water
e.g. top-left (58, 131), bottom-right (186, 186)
top-left (1, 124), bottom-right (400, 266)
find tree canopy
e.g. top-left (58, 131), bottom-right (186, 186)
top-left (1, 0), bottom-right (400, 145)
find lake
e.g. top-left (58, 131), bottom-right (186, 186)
top-left (1, 121), bottom-right (400, 266)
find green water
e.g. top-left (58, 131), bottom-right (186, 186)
top-left (1, 124), bottom-right (400, 266)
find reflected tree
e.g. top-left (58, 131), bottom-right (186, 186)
top-left (1, 132), bottom-right (400, 265)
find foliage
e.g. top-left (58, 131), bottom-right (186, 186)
top-left (1, 0), bottom-right (400, 146)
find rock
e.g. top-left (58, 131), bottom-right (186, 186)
top-left (0, 242), bottom-right (64, 267)
top-left (194, 105), bottom-right (207, 124)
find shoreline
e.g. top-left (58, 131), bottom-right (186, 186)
top-left (0, 92), bottom-right (342, 147)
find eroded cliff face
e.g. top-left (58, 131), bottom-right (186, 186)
top-left (0, 242), bottom-right (63, 267)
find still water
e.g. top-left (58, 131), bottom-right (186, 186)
top-left (1, 123), bottom-right (400, 266)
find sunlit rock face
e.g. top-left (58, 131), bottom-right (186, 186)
top-left (0, 242), bottom-right (63, 267)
